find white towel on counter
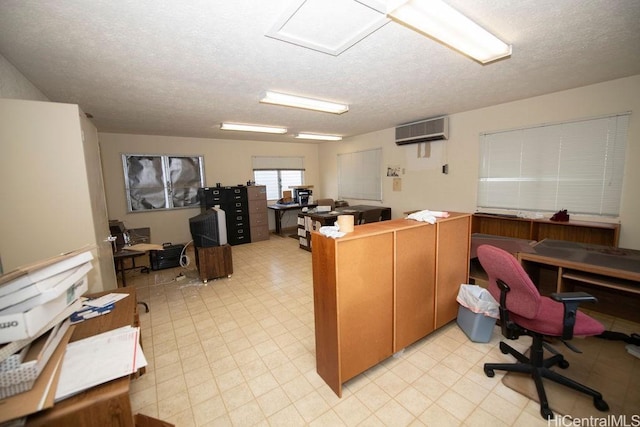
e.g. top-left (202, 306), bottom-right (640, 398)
top-left (406, 210), bottom-right (450, 224)
top-left (319, 225), bottom-right (346, 239)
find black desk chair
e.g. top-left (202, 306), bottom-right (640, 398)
top-left (477, 244), bottom-right (609, 420)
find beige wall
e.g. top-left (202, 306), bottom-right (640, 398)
top-left (98, 133), bottom-right (321, 244)
top-left (319, 75), bottom-right (640, 249)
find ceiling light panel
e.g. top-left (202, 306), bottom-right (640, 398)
top-left (260, 91), bottom-right (349, 114)
top-left (220, 123), bottom-right (287, 134)
top-left (295, 133), bottom-right (343, 141)
top-left (266, 0), bottom-right (389, 56)
top-left (388, 0), bottom-right (512, 64)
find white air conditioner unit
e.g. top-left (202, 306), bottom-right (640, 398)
top-left (395, 116), bottom-right (449, 145)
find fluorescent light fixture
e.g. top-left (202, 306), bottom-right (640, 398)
top-left (295, 133), bottom-right (343, 141)
top-left (220, 123), bottom-right (287, 134)
top-left (260, 91), bottom-right (349, 114)
top-left (387, 0), bottom-right (512, 64)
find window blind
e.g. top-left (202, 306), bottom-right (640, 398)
top-left (477, 113), bottom-right (629, 217)
top-left (338, 148), bottom-right (382, 201)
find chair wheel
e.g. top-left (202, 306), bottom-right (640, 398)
top-left (540, 407), bottom-right (554, 420)
top-left (484, 367), bottom-right (495, 378)
top-left (558, 359), bottom-right (570, 369)
top-left (499, 342), bottom-right (509, 354)
top-left (594, 398), bottom-right (609, 412)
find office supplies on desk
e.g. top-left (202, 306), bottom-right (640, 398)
top-left (55, 325), bottom-right (146, 401)
top-left (0, 319), bottom-right (71, 399)
top-left (0, 278), bottom-right (85, 344)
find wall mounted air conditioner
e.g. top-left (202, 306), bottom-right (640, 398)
top-left (395, 116), bottom-right (449, 145)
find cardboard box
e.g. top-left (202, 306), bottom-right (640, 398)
top-left (0, 324), bottom-right (73, 423)
top-left (0, 249), bottom-right (93, 309)
top-left (0, 319), bottom-right (71, 399)
top-left (1, 262), bottom-right (92, 313)
top-left (0, 277), bottom-right (86, 344)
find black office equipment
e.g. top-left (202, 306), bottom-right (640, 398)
top-left (149, 244), bottom-right (185, 270)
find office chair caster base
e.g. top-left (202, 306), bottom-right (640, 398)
top-left (484, 367), bottom-right (495, 377)
top-left (540, 406), bottom-right (554, 420)
top-left (557, 359), bottom-right (570, 369)
top-left (594, 398), bottom-right (609, 411)
top-left (499, 341), bottom-right (510, 354)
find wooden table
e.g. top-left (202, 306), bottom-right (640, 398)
top-left (27, 289), bottom-right (138, 427)
top-left (113, 249), bottom-right (147, 287)
top-left (267, 203), bottom-right (317, 236)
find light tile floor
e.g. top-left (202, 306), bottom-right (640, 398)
top-left (122, 236), bottom-right (637, 426)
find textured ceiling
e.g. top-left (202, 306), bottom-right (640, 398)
top-left (0, 0), bottom-right (639, 143)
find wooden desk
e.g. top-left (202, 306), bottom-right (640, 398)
top-left (113, 249), bottom-right (147, 287)
top-left (27, 288), bottom-right (138, 427)
top-left (267, 203), bottom-right (317, 236)
top-left (518, 239), bottom-right (640, 322)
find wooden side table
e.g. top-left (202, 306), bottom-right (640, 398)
top-left (195, 245), bottom-right (233, 283)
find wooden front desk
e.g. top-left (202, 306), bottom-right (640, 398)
top-left (311, 214), bottom-right (471, 397)
top-left (27, 288), bottom-right (139, 427)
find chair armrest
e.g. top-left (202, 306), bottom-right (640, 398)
top-left (551, 292), bottom-right (597, 304)
top-left (550, 292), bottom-right (598, 340)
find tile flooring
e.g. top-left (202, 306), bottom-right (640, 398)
top-left (122, 236), bottom-right (637, 426)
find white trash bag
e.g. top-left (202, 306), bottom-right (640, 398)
top-left (456, 284), bottom-right (499, 319)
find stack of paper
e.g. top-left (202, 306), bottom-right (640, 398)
top-left (0, 249), bottom-right (93, 344)
top-left (55, 325), bottom-right (147, 401)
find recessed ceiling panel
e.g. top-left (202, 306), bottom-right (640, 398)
top-left (266, 0), bottom-right (389, 56)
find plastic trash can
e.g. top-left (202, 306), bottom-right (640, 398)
top-left (456, 284), bottom-right (499, 343)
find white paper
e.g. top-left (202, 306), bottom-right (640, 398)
top-left (54, 325), bottom-right (146, 401)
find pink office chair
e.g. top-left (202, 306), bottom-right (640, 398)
top-left (476, 244), bottom-right (609, 420)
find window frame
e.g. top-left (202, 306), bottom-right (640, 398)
top-left (253, 169), bottom-right (305, 200)
top-left (122, 154), bottom-right (205, 212)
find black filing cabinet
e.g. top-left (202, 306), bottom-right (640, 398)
top-left (199, 186), bottom-right (251, 246)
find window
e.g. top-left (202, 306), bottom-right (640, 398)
top-left (477, 113), bottom-right (629, 217)
top-left (122, 154), bottom-right (204, 211)
top-left (338, 148), bottom-right (382, 201)
top-left (252, 156), bottom-right (305, 199)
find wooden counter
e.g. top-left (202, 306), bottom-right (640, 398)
top-left (311, 214), bottom-right (471, 397)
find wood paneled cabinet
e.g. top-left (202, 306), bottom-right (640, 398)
top-left (311, 214), bottom-right (471, 397)
top-left (472, 214), bottom-right (620, 247)
top-left (195, 245), bottom-right (233, 283)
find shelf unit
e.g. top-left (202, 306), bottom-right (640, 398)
top-left (472, 214), bottom-right (620, 247)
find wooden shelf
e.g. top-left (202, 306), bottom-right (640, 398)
top-left (472, 214), bottom-right (620, 247)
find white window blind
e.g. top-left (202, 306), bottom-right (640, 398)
top-left (477, 113), bottom-right (629, 217)
top-left (338, 148), bottom-right (382, 201)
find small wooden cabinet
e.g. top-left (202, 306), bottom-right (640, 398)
top-left (311, 213), bottom-right (471, 396)
top-left (195, 245), bottom-right (233, 283)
